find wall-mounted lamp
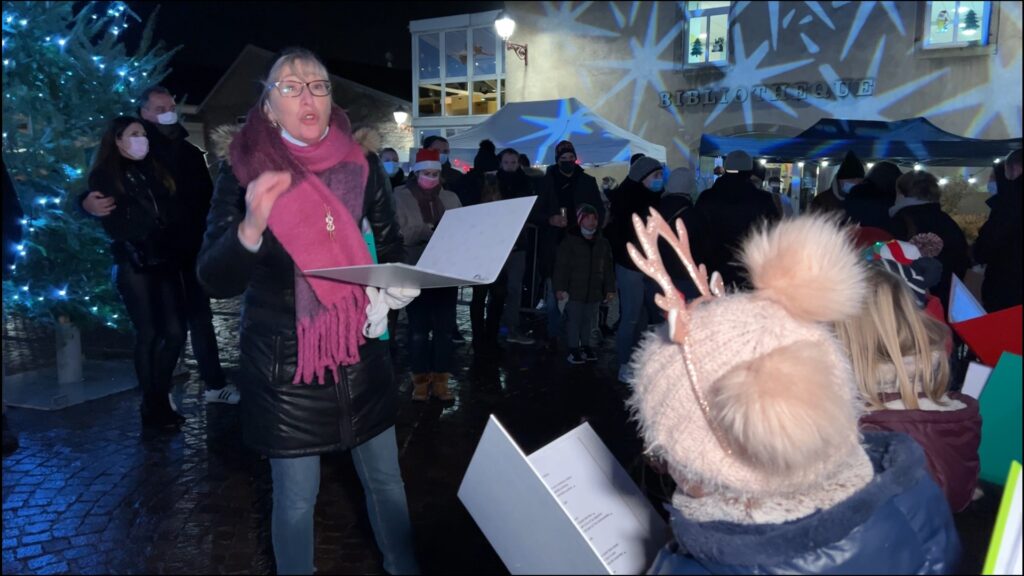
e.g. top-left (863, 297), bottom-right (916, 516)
top-left (913, 163), bottom-right (922, 171)
top-left (393, 105), bottom-right (409, 126)
top-left (495, 11), bottom-right (528, 66)
top-left (797, 161), bottom-right (805, 168)
top-left (938, 177), bottom-right (949, 186)
top-left (866, 162), bottom-right (875, 170)
top-left (759, 158), bottom-right (768, 165)
top-left (820, 159), bottom-right (829, 167)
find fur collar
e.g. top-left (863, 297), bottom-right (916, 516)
top-left (210, 123), bottom-right (381, 164)
top-left (666, 432), bottom-right (928, 567)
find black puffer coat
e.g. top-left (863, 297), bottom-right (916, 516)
top-left (197, 129), bottom-right (404, 458)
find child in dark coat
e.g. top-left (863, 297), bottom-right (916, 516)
top-left (554, 204), bottom-right (615, 364)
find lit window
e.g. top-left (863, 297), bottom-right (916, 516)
top-left (923, 1), bottom-right (991, 49)
top-left (686, 1), bottom-right (730, 66)
top-left (413, 21), bottom-right (505, 119)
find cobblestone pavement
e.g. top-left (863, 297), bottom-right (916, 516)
top-left (2, 297), bottom-right (1000, 574)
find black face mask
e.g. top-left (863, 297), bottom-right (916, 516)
top-left (558, 161), bottom-right (575, 175)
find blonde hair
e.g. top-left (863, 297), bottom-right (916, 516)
top-left (836, 266), bottom-right (950, 410)
top-left (260, 47), bottom-right (330, 111)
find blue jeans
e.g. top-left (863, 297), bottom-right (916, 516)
top-left (615, 265), bottom-right (647, 366)
top-left (406, 287), bottom-right (457, 374)
top-left (270, 426), bottom-right (419, 575)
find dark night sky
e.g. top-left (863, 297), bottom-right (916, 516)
top-left (116, 1), bottom-right (507, 103)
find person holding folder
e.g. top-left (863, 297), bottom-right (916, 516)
top-left (393, 148), bottom-right (463, 402)
top-left (197, 48), bottom-right (419, 575)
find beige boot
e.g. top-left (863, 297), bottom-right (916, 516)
top-left (411, 373), bottom-right (431, 402)
top-left (430, 372), bottom-right (454, 402)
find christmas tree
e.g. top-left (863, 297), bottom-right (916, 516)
top-left (962, 9), bottom-right (980, 33)
top-left (2, 1), bottom-right (177, 330)
top-left (690, 37), bottom-right (704, 58)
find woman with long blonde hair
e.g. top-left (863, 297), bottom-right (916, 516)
top-left (836, 266), bottom-right (981, 512)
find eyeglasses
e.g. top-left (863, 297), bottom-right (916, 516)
top-left (270, 80), bottom-right (332, 98)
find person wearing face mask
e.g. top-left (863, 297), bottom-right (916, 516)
top-left (605, 156), bottom-right (666, 382)
top-left (88, 116), bottom-right (187, 430)
top-left (889, 170), bottom-right (969, 313)
top-left (422, 135), bottom-right (463, 192)
top-left (198, 48), bottom-right (419, 575)
top-left (811, 150), bottom-right (864, 214)
top-left (393, 148), bottom-right (463, 402)
top-left (537, 140), bottom-right (603, 349)
top-left (554, 204), bottom-right (615, 365)
top-left (974, 150), bottom-right (1022, 312)
top-left (81, 85), bottom-right (236, 406)
top-left (380, 147), bottom-right (406, 190)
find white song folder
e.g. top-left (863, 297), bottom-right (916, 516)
top-left (305, 196), bottom-right (536, 289)
top-left (458, 415), bottom-right (669, 575)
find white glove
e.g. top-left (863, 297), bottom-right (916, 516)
top-left (363, 287), bottom-right (390, 338)
top-left (379, 286), bottom-right (420, 310)
top-left (362, 286), bottom-right (421, 338)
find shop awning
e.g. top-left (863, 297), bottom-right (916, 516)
top-left (699, 117), bottom-right (1021, 167)
top-left (446, 98), bottom-right (667, 166)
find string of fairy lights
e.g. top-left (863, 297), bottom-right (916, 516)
top-left (3, 1), bottom-right (171, 330)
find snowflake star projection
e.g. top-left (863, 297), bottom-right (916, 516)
top-left (536, 1), bottom-right (621, 38)
top-left (919, 13), bottom-right (1022, 137)
top-left (508, 99), bottom-right (596, 163)
top-left (839, 1), bottom-right (906, 61)
top-left (588, 2), bottom-right (682, 130)
top-left (782, 34), bottom-right (947, 127)
top-left (703, 23), bottom-right (815, 129)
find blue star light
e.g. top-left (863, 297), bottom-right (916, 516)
top-left (509, 99), bottom-right (596, 163)
top-left (588, 3), bottom-right (682, 130)
top-left (704, 23), bottom-right (814, 129)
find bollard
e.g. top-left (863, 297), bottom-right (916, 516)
top-left (55, 315), bottom-right (83, 385)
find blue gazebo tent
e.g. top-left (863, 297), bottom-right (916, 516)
top-left (699, 117), bottom-right (1022, 167)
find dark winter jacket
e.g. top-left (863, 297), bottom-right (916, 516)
top-left (657, 193), bottom-right (702, 300)
top-left (890, 203), bottom-right (970, 311)
top-left (88, 159), bottom-right (183, 270)
top-left (606, 178), bottom-right (662, 272)
top-left (78, 121), bottom-right (214, 260)
top-left (496, 168), bottom-right (538, 251)
top-left (441, 162), bottom-right (463, 192)
top-left (973, 178), bottom-right (1022, 312)
top-left (648, 432), bottom-right (961, 575)
top-left (2, 161), bottom-right (23, 273)
top-left (144, 121), bottom-right (214, 258)
top-left (553, 228), bottom-right (615, 304)
top-left (844, 161), bottom-right (902, 230)
top-left (691, 172), bottom-right (780, 289)
top-left (388, 168), bottom-right (406, 191)
top-left (196, 126), bottom-right (404, 458)
top-left (538, 164), bottom-right (603, 278)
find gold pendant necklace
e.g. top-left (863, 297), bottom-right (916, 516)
top-left (324, 204), bottom-right (336, 240)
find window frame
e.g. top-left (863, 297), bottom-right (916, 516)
top-left (921, 0), bottom-right (992, 50)
top-left (413, 22), bottom-right (505, 120)
top-left (683, 1), bottom-right (732, 69)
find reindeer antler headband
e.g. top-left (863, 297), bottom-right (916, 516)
top-left (626, 209), bottom-right (732, 455)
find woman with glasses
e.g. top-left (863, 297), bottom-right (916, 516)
top-left (198, 47), bottom-right (419, 575)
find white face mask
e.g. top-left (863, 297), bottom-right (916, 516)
top-left (124, 136), bottom-right (149, 160)
top-left (987, 181), bottom-right (998, 195)
top-left (156, 111), bottom-right (178, 125)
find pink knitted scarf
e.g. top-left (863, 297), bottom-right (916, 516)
top-left (230, 105), bottom-right (371, 385)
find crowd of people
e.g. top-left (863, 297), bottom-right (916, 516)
top-left (3, 41), bottom-right (1018, 574)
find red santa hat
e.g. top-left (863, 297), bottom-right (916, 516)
top-left (412, 148), bottom-right (442, 173)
